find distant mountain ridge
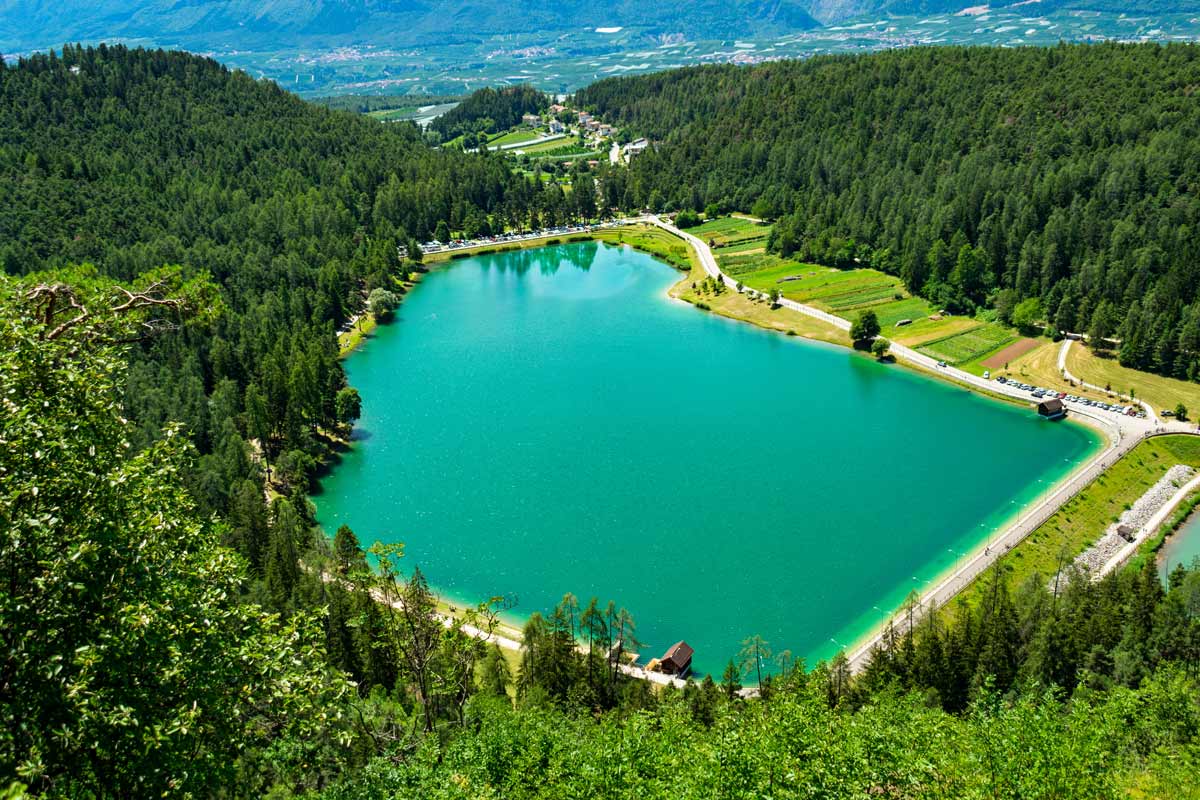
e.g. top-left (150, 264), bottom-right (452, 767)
top-left (4, 0), bottom-right (1191, 53)
top-left (0, 0), bottom-right (822, 51)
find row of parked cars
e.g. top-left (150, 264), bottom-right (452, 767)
top-left (994, 376), bottom-right (1146, 418)
top-left (418, 223), bottom-right (619, 255)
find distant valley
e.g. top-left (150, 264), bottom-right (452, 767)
top-left (2, 0), bottom-right (1199, 95)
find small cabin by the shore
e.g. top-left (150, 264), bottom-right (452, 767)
top-left (660, 641), bottom-right (693, 676)
top-left (1038, 398), bottom-right (1066, 420)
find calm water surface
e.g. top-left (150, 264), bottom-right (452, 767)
top-left (1160, 510), bottom-right (1200, 579)
top-left (314, 242), bottom-right (1099, 677)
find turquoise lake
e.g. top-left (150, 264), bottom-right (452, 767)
top-left (1160, 511), bottom-right (1200, 579)
top-left (313, 241), bottom-right (1100, 678)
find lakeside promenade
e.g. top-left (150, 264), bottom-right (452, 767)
top-left (644, 216), bottom-right (1196, 674)
top-left (387, 215), bottom-right (1197, 686)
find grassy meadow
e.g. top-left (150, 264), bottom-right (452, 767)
top-left (1067, 344), bottom-right (1200, 417)
top-left (954, 434), bottom-right (1200, 614)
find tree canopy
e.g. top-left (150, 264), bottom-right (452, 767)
top-left (576, 43), bottom-right (1200, 382)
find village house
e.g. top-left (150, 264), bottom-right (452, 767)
top-left (623, 137), bottom-right (649, 159)
top-left (1037, 398), bottom-right (1066, 420)
top-left (548, 103), bottom-right (566, 114)
top-left (659, 641), bottom-right (693, 676)
top-left (521, 112), bottom-right (540, 126)
top-left (548, 119), bottom-right (564, 134)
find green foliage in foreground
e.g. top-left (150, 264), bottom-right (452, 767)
top-left (3, 258), bottom-right (1200, 800)
top-left (318, 667), bottom-right (1200, 799)
top-left (0, 276), bottom-right (351, 795)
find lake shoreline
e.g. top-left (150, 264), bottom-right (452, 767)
top-left (327, 229), bottom-right (1129, 679)
top-left (318, 237), bottom-right (1117, 682)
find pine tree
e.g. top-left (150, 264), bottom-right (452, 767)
top-left (333, 524), bottom-right (367, 576)
top-left (973, 568), bottom-right (1021, 693)
top-left (264, 498), bottom-right (303, 613)
top-left (721, 659), bottom-right (742, 700)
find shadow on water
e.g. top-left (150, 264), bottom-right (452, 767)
top-left (309, 429), bottom-right (373, 496)
top-left (473, 241), bottom-right (599, 276)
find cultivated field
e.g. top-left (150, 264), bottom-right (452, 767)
top-left (981, 337), bottom-right (1041, 370)
top-left (691, 217), bottom-right (770, 250)
top-left (519, 139), bottom-right (589, 155)
top-left (703, 218), bottom-right (1017, 348)
top-left (916, 325), bottom-right (1016, 366)
top-left (488, 129), bottom-right (541, 147)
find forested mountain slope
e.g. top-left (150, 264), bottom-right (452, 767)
top-left (0, 43), bottom-right (587, 541)
top-left (2, 42), bottom-right (1200, 798)
top-left (429, 85), bottom-right (548, 140)
top-left (577, 44), bottom-right (1200, 382)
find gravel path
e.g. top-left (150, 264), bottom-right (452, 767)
top-left (645, 216), bottom-right (1171, 676)
top-left (1068, 464), bottom-right (1195, 577)
top-left (1058, 339), bottom-right (1159, 423)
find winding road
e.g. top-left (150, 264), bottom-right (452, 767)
top-left (1058, 338), bottom-right (1160, 423)
top-left (374, 216), bottom-right (1196, 688)
top-left (644, 216), bottom-right (1188, 672)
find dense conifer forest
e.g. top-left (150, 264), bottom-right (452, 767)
top-left (576, 43), bottom-right (1200, 382)
top-left (428, 85), bottom-right (549, 141)
top-left (1, 44), bottom-right (1200, 798)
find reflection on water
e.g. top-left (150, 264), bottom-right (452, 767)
top-left (471, 239), bottom-right (600, 276)
top-left (1160, 507), bottom-right (1200, 579)
top-left (315, 242), bottom-right (1098, 677)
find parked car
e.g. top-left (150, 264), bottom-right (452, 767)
top-left (983, 370), bottom-right (990, 379)
top-left (1163, 409), bottom-right (1175, 417)
top-left (996, 376), bottom-right (1007, 383)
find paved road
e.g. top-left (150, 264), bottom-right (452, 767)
top-left (650, 215), bottom-right (1150, 438)
top-left (1058, 339), bottom-right (1160, 424)
top-left (645, 216), bottom-right (1183, 672)
top-left (373, 217), bottom-right (1194, 688)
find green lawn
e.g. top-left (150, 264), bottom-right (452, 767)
top-left (523, 140), bottom-right (592, 156)
top-left (1067, 344), bottom-right (1200, 417)
top-left (732, 259), bottom-right (830, 286)
top-left (774, 269), bottom-right (902, 307)
top-left (487, 129), bottom-right (541, 147)
top-left (870, 297), bottom-right (939, 328)
top-left (366, 107), bottom-right (419, 122)
top-left (717, 251), bottom-right (792, 277)
top-left (916, 324), bottom-right (1016, 365)
top-left (956, 435), bottom-right (1200, 613)
top-left (592, 225), bottom-right (697, 271)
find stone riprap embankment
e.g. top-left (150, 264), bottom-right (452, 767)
top-left (1069, 464), bottom-right (1195, 576)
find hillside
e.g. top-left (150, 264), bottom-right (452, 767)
top-left (0, 42), bottom-right (580, 574)
top-left (429, 85), bottom-right (548, 140)
top-left (2, 41), bottom-right (1200, 798)
top-left (2, 0), bottom-right (1192, 49)
top-left (577, 43), bottom-right (1200, 384)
